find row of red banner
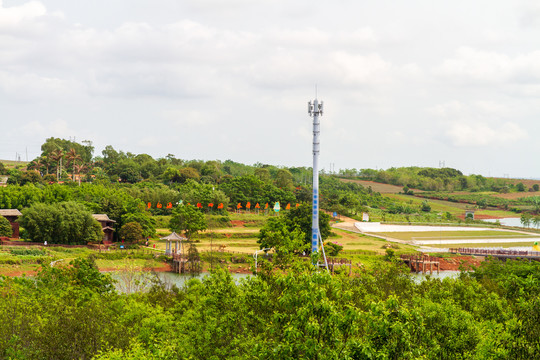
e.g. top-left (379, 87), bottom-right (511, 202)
top-left (146, 202), bottom-right (300, 210)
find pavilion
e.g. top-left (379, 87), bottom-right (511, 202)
top-left (161, 232), bottom-right (187, 255)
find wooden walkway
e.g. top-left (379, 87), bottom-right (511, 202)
top-left (400, 254), bottom-right (440, 274)
top-left (450, 248), bottom-right (540, 261)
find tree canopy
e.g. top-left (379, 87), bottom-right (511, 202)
top-left (169, 205), bottom-right (207, 239)
top-left (19, 201), bottom-right (103, 244)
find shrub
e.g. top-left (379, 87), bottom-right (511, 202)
top-left (0, 216), bottom-right (12, 237)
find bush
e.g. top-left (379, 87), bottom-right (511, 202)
top-left (324, 242), bottom-right (343, 256)
top-left (10, 249), bottom-right (47, 256)
top-left (119, 222), bottom-right (144, 243)
top-left (0, 216), bottom-right (12, 237)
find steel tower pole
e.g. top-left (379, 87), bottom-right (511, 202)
top-left (308, 99), bottom-right (323, 255)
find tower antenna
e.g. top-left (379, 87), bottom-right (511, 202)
top-left (308, 97), bottom-right (328, 270)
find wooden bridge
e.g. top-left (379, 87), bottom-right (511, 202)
top-left (400, 254), bottom-right (440, 274)
top-left (449, 248), bottom-right (540, 261)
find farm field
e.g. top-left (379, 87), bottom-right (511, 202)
top-left (429, 242), bottom-right (538, 249)
top-left (374, 230), bottom-right (538, 241)
top-left (384, 193), bottom-right (517, 218)
top-left (492, 191), bottom-right (540, 199)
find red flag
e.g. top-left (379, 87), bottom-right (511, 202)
top-left (166, 202), bottom-right (172, 209)
top-left (265, 203), bottom-right (269, 209)
top-left (237, 203), bottom-right (242, 209)
top-left (246, 201), bottom-right (251, 209)
top-left (255, 203), bottom-right (260, 209)
top-left (296, 203), bottom-right (300, 208)
top-left (286, 203), bottom-right (291, 210)
top-left (147, 202), bottom-right (151, 209)
top-left (157, 202), bottom-right (162, 208)
top-left (208, 203), bottom-right (214, 207)
top-left (218, 203), bottom-right (224, 209)
top-left (197, 203), bottom-right (202, 208)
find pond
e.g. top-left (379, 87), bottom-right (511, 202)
top-left (482, 217), bottom-right (532, 228)
top-left (108, 271), bottom-right (251, 293)
top-left (410, 270), bottom-right (461, 283)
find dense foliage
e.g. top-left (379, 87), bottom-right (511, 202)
top-left (19, 201), bottom-right (103, 244)
top-left (0, 216), bottom-right (12, 237)
top-left (339, 166), bottom-right (534, 193)
top-left (1, 257), bottom-right (540, 359)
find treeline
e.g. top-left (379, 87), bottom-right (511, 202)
top-left (338, 166), bottom-right (539, 193)
top-left (1, 257), bottom-right (540, 359)
top-left (1, 138), bottom-right (436, 230)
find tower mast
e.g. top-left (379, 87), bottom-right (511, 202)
top-left (308, 98), bottom-right (323, 256)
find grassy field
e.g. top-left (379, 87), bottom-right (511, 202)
top-left (0, 159), bottom-right (29, 169)
top-left (375, 230), bottom-right (538, 242)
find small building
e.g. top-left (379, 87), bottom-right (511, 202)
top-left (92, 214), bottom-right (116, 244)
top-left (0, 209), bottom-right (23, 238)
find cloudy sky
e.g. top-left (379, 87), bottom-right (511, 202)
top-left (1, 0), bottom-right (540, 178)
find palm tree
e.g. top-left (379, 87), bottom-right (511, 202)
top-left (72, 163), bottom-right (87, 186)
top-left (50, 149), bottom-right (64, 180)
top-left (28, 157), bottom-right (44, 175)
top-left (65, 148), bottom-right (82, 181)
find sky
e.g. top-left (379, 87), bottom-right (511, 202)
top-left (1, 0), bottom-right (540, 179)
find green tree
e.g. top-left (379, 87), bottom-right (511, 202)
top-left (0, 216), bottom-right (12, 237)
top-left (119, 222), bottom-right (144, 243)
top-left (18, 170), bottom-right (43, 185)
top-left (254, 167), bottom-right (271, 183)
top-left (521, 212), bottom-right (532, 228)
top-left (275, 168), bottom-right (294, 191)
top-left (516, 182), bottom-right (526, 192)
top-left (284, 203), bottom-right (331, 245)
top-left (0, 162), bottom-right (8, 175)
top-left (169, 205), bottom-right (207, 240)
top-left (420, 200), bottom-right (431, 212)
top-left (20, 201), bottom-right (103, 244)
top-left (178, 167), bottom-right (200, 183)
top-left (122, 212), bottom-right (156, 238)
top-left (258, 217), bottom-right (308, 265)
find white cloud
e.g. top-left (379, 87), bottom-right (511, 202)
top-left (434, 47), bottom-right (540, 85)
top-left (445, 121), bottom-right (527, 147)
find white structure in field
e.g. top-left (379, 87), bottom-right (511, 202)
top-left (308, 99), bottom-right (323, 254)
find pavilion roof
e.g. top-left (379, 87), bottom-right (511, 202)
top-left (160, 232), bottom-right (186, 241)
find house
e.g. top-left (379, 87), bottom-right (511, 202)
top-left (0, 209), bottom-right (23, 238)
top-left (92, 214), bottom-right (116, 244)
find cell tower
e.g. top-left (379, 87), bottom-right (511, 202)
top-left (308, 98), bottom-right (328, 269)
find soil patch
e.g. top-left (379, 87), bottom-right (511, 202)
top-left (436, 256), bottom-right (483, 271)
top-left (230, 220), bottom-right (246, 227)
